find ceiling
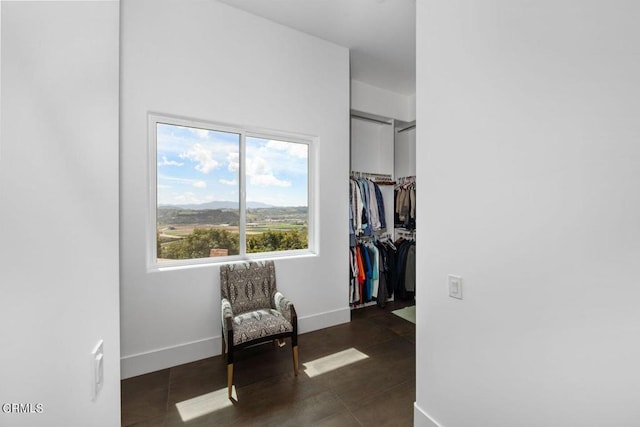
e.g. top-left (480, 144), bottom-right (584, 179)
top-left (218, 0), bottom-right (416, 96)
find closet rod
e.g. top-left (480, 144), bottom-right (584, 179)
top-left (397, 123), bottom-right (416, 133)
top-left (351, 114), bottom-right (393, 126)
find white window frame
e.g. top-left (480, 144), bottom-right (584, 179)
top-left (147, 113), bottom-right (317, 271)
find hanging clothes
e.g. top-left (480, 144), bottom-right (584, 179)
top-left (373, 238), bottom-right (396, 307)
top-left (394, 178), bottom-right (416, 230)
top-left (374, 183), bottom-right (386, 229)
top-left (393, 237), bottom-right (416, 300)
top-left (349, 177), bottom-right (387, 244)
top-left (349, 175), bottom-right (399, 308)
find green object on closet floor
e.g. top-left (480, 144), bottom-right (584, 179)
top-left (392, 305), bottom-right (415, 324)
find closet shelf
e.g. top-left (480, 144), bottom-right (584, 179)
top-left (350, 171), bottom-right (395, 185)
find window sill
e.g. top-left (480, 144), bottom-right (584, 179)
top-left (148, 249), bottom-right (318, 273)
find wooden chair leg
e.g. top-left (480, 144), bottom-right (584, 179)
top-left (292, 345), bottom-right (299, 376)
top-left (227, 363), bottom-right (234, 398)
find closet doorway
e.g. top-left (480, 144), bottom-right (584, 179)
top-left (349, 111), bottom-right (416, 315)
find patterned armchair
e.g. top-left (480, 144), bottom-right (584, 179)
top-left (220, 260), bottom-right (298, 398)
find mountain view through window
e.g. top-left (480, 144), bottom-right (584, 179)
top-left (155, 121), bottom-right (309, 262)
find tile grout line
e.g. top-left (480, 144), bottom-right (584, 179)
top-left (333, 389), bottom-right (366, 427)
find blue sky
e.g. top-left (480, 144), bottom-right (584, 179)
top-left (157, 123), bottom-right (308, 207)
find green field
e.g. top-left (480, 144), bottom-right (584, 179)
top-left (157, 206), bottom-right (308, 259)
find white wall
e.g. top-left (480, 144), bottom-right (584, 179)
top-left (0, 1), bottom-right (120, 425)
top-left (394, 127), bottom-right (416, 179)
top-left (120, 0), bottom-right (350, 378)
top-left (352, 79), bottom-right (415, 122)
top-left (350, 116), bottom-right (395, 240)
top-left (351, 117), bottom-right (394, 176)
top-left (416, 1), bottom-right (640, 426)
top-left (408, 94), bottom-right (416, 123)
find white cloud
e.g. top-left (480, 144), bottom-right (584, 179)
top-left (250, 174), bottom-right (291, 187)
top-left (188, 127), bottom-right (210, 139)
top-left (158, 156), bottom-right (184, 167)
top-left (246, 156), bottom-right (291, 187)
top-left (180, 143), bottom-right (219, 174)
top-left (266, 140), bottom-right (308, 158)
top-left (158, 190), bottom-right (213, 206)
top-left (227, 152), bottom-right (239, 172)
top-left (219, 179), bottom-right (237, 186)
top-left (247, 156), bottom-right (269, 175)
top-left (193, 181), bottom-right (207, 188)
top-left (158, 174), bottom-right (205, 187)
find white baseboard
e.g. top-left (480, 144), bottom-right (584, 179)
top-left (414, 402), bottom-right (442, 427)
top-left (120, 307), bottom-right (351, 379)
top-left (120, 336), bottom-right (219, 379)
top-left (298, 306), bottom-right (351, 334)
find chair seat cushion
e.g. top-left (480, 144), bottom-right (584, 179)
top-left (233, 309), bottom-right (293, 345)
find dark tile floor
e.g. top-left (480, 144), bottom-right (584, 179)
top-left (121, 300), bottom-right (415, 426)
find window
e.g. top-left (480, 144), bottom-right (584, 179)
top-left (150, 115), bottom-right (313, 267)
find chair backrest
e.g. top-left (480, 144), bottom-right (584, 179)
top-left (220, 260), bottom-right (277, 315)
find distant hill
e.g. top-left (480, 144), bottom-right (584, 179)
top-left (159, 201), bottom-right (274, 210)
top-left (157, 208), bottom-right (239, 226)
top-left (157, 205), bottom-right (308, 226)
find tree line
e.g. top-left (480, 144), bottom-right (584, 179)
top-left (159, 228), bottom-right (308, 259)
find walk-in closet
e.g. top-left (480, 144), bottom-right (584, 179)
top-left (349, 108), bottom-right (416, 310)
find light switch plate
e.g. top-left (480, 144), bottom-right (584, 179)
top-left (448, 275), bottom-right (463, 299)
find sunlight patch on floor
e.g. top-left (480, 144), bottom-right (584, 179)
top-left (392, 305), bottom-right (416, 324)
top-left (303, 348), bottom-right (369, 378)
top-left (175, 385), bottom-right (236, 422)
